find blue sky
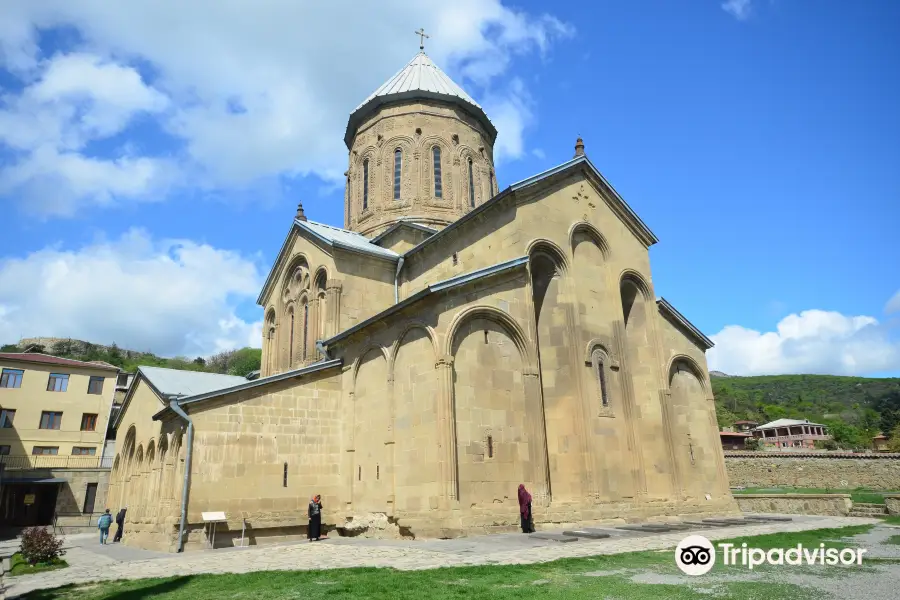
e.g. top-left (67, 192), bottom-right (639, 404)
top-left (0, 0), bottom-right (897, 376)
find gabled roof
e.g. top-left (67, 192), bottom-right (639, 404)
top-left (402, 155), bottom-right (659, 262)
top-left (257, 219), bottom-right (399, 306)
top-left (755, 418), bottom-right (826, 430)
top-left (0, 352), bottom-right (120, 372)
top-left (323, 255), bottom-right (529, 348)
top-left (152, 359), bottom-right (342, 420)
top-left (345, 51), bottom-right (496, 148)
top-left (370, 220), bottom-right (438, 247)
top-left (656, 298), bottom-right (714, 351)
top-left (113, 366), bottom-right (250, 429)
top-left (138, 366), bottom-right (247, 399)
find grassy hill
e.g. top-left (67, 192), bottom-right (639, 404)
top-left (0, 339), bottom-right (261, 378)
top-left (711, 373), bottom-right (900, 450)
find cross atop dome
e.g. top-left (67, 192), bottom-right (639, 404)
top-left (414, 27), bottom-right (430, 51)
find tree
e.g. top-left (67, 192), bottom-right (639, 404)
top-left (193, 357), bottom-right (206, 366)
top-left (227, 348), bottom-right (262, 377)
top-left (744, 437), bottom-right (760, 451)
top-left (0, 344), bottom-right (19, 352)
top-left (888, 424), bottom-right (900, 452)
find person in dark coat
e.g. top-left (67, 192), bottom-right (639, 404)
top-left (113, 506), bottom-right (127, 542)
top-left (308, 495), bottom-right (323, 541)
top-left (518, 484), bottom-right (534, 533)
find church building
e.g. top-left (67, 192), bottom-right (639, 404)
top-left (110, 46), bottom-right (737, 551)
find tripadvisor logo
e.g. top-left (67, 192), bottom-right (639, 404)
top-left (675, 535), bottom-right (868, 575)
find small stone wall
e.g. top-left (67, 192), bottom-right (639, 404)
top-left (734, 494), bottom-right (853, 517)
top-left (725, 455), bottom-right (900, 490)
top-left (886, 495), bottom-right (900, 516)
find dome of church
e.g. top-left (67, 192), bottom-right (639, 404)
top-left (344, 51), bottom-right (497, 149)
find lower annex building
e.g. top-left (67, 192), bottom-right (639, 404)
top-left (110, 48), bottom-right (737, 551)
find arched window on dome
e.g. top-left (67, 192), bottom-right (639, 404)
top-left (468, 158), bottom-right (475, 208)
top-left (393, 148), bottom-right (402, 201)
top-left (362, 159), bottom-right (369, 210)
top-left (432, 146), bottom-right (443, 198)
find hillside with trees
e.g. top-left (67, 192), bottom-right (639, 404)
top-left (711, 373), bottom-right (900, 451)
top-left (0, 339), bottom-right (261, 378)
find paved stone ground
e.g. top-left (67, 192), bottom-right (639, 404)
top-left (0, 515), bottom-right (886, 598)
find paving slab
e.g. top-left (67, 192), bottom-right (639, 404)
top-left (743, 515), bottom-right (794, 522)
top-left (618, 525), bottom-right (676, 533)
top-left (562, 530), bottom-right (611, 539)
top-left (529, 532), bottom-right (579, 543)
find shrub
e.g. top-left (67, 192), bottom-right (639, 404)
top-left (743, 437), bottom-right (761, 451)
top-left (19, 527), bottom-right (65, 565)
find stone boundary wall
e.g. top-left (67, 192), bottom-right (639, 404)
top-left (886, 495), bottom-right (900, 515)
top-left (725, 455), bottom-right (900, 490)
top-left (734, 494), bottom-right (852, 517)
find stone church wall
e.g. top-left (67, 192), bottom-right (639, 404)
top-left (175, 368), bottom-right (344, 550)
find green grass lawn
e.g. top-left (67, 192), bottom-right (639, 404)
top-left (881, 516), bottom-right (900, 526)
top-left (732, 487), bottom-right (899, 504)
top-left (21, 526), bottom-right (875, 600)
top-left (9, 553), bottom-right (68, 576)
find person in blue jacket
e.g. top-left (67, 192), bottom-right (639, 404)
top-left (98, 509), bottom-right (113, 544)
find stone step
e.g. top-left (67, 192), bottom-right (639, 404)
top-left (562, 530), bottom-right (611, 539)
top-left (849, 509), bottom-right (887, 516)
top-left (617, 524), bottom-right (675, 533)
top-left (742, 515), bottom-right (794, 522)
top-left (849, 506), bottom-right (888, 513)
top-left (529, 532), bottom-right (579, 543)
top-left (853, 503), bottom-right (886, 508)
top-left (702, 518), bottom-right (752, 525)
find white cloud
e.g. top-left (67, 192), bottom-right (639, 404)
top-left (0, 1), bottom-right (573, 215)
top-left (0, 230), bottom-right (263, 357)
top-left (886, 290), bottom-right (900, 315)
top-left (708, 308), bottom-right (900, 376)
top-left (722, 0), bottom-right (753, 20)
top-left (0, 52), bottom-right (174, 215)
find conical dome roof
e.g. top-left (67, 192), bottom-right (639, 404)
top-left (344, 51), bottom-right (496, 149)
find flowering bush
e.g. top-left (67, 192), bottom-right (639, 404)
top-left (19, 527), bottom-right (66, 565)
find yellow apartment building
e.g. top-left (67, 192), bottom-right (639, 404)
top-left (0, 352), bottom-right (119, 529)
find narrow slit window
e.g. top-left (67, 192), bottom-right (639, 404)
top-left (487, 436), bottom-right (493, 458)
top-left (362, 159), bottom-right (369, 210)
top-left (452, 252), bottom-right (458, 266)
top-left (376, 464), bottom-right (380, 480)
top-left (288, 309), bottom-right (295, 365)
top-left (393, 148), bottom-right (402, 200)
top-left (432, 146), bottom-right (442, 198)
top-left (303, 303), bottom-right (309, 359)
top-left (283, 462), bottom-right (288, 487)
top-left (483, 330), bottom-right (489, 345)
top-left (468, 158), bottom-right (475, 207)
top-left (358, 465), bottom-right (362, 481)
top-left (597, 358), bottom-right (609, 407)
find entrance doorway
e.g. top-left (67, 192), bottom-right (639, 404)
top-left (0, 482), bottom-right (61, 527)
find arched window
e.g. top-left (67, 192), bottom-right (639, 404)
top-left (362, 159), bottom-right (369, 210)
top-left (393, 148), bottom-right (402, 200)
top-left (432, 146), bottom-right (442, 198)
top-left (591, 348), bottom-right (610, 408)
top-left (489, 170), bottom-right (494, 196)
top-left (468, 158), bottom-right (475, 208)
top-left (303, 302), bottom-right (309, 359)
top-left (288, 308), bottom-right (295, 365)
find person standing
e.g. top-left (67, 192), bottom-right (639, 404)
top-left (113, 506), bottom-right (127, 542)
top-left (308, 495), bottom-right (323, 542)
top-left (98, 509), bottom-right (113, 544)
top-left (517, 484), bottom-right (534, 533)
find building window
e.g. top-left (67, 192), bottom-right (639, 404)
top-left (72, 447), bottom-right (96, 456)
top-left (433, 146), bottom-right (442, 198)
top-left (358, 465), bottom-right (362, 481)
top-left (87, 376), bottom-right (104, 395)
top-left (32, 446), bottom-right (59, 455)
top-left (490, 170), bottom-right (495, 195)
top-left (376, 464), bottom-right (380, 480)
top-left (80, 414), bottom-right (98, 432)
top-left (39, 411), bottom-right (63, 430)
top-left (0, 409), bottom-right (15, 428)
top-left (83, 483), bottom-right (98, 514)
top-left (487, 435), bottom-right (494, 458)
top-left (452, 252), bottom-right (458, 266)
top-left (288, 308), bottom-right (295, 365)
top-left (393, 148), bottom-right (402, 200)
top-left (362, 159), bottom-right (369, 210)
top-left (468, 158), bottom-right (475, 208)
top-left (591, 348), bottom-right (611, 409)
top-left (283, 462), bottom-right (288, 487)
top-left (116, 373), bottom-right (129, 387)
top-left (0, 368), bottom-right (23, 389)
top-left (303, 303), bottom-right (309, 359)
top-left (47, 373), bottom-right (69, 392)
top-left (0, 445), bottom-right (10, 455)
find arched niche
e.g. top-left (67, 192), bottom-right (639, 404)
top-left (352, 346), bottom-right (391, 512)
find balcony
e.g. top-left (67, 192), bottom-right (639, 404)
top-left (0, 454), bottom-right (113, 471)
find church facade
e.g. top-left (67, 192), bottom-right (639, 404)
top-left (109, 50), bottom-right (737, 552)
